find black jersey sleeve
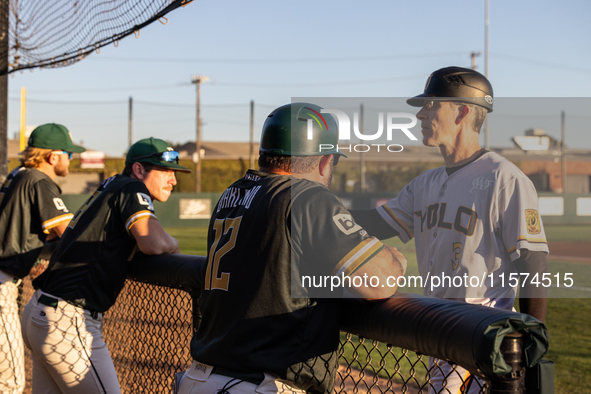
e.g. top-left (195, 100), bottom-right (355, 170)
top-left (117, 183), bottom-right (158, 234)
top-left (34, 177), bottom-right (73, 234)
top-left (292, 187), bottom-right (385, 279)
top-left (349, 208), bottom-right (400, 240)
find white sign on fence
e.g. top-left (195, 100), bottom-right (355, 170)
top-left (576, 197), bottom-right (591, 216)
top-left (80, 151), bottom-right (105, 169)
top-left (538, 197), bottom-right (564, 216)
top-left (179, 198), bottom-right (211, 219)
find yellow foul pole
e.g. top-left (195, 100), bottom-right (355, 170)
top-left (19, 87), bottom-right (26, 151)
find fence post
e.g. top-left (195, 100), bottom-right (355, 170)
top-left (488, 332), bottom-right (526, 393)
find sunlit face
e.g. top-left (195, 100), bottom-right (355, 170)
top-left (53, 152), bottom-right (71, 177)
top-left (415, 100), bottom-right (460, 148)
top-left (141, 166), bottom-right (177, 202)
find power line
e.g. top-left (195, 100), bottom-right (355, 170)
top-left (257, 103), bottom-right (282, 109)
top-left (86, 52), bottom-right (468, 64)
top-left (211, 75), bottom-right (426, 88)
top-left (134, 100), bottom-right (248, 108)
top-left (9, 97), bottom-right (258, 107)
top-left (493, 113), bottom-right (583, 119)
top-left (492, 53), bottom-right (591, 74)
top-left (9, 97), bottom-right (126, 105)
top-left (8, 73), bottom-right (425, 96)
top-left (9, 83), bottom-right (190, 94)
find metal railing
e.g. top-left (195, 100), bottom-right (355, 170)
top-left (15, 278), bottom-right (529, 394)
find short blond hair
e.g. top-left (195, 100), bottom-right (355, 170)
top-left (19, 147), bottom-right (53, 168)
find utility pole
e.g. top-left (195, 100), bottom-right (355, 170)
top-left (561, 111), bottom-right (566, 194)
top-left (470, 52), bottom-right (481, 70)
top-left (0, 0), bottom-right (9, 182)
top-left (484, 0), bottom-right (490, 150)
top-left (191, 75), bottom-right (208, 193)
top-left (128, 96), bottom-right (133, 149)
top-left (249, 100), bottom-right (255, 170)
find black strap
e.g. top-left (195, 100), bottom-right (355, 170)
top-left (38, 294), bottom-right (101, 319)
top-left (212, 366), bottom-right (265, 386)
top-left (219, 378), bottom-right (244, 394)
top-left (38, 294), bottom-right (58, 308)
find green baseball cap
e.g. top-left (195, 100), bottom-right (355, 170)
top-left (126, 137), bottom-right (191, 173)
top-left (28, 123), bottom-right (86, 153)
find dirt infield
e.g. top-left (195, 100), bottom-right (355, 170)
top-left (548, 242), bottom-right (591, 263)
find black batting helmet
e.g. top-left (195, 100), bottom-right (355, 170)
top-left (407, 66), bottom-right (494, 112)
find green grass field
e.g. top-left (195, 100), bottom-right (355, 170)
top-left (543, 227), bottom-right (591, 394)
top-left (166, 224), bottom-right (591, 393)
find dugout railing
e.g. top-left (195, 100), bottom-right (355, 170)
top-left (16, 255), bottom-right (549, 394)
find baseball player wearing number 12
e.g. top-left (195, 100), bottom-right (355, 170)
top-left (351, 67), bottom-right (549, 394)
top-left (177, 103), bottom-right (407, 394)
top-left (22, 137), bottom-right (190, 394)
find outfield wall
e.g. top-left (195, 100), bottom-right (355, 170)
top-left (61, 193), bottom-right (222, 228)
top-left (61, 191), bottom-right (591, 227)
top-left (336, 192), bottom-right (591, 225)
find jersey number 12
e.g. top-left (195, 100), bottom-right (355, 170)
top-left (204, 216), bottom-right (242, 291)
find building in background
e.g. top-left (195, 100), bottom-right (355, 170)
top-left (8, 136), bottom-right (591, 195)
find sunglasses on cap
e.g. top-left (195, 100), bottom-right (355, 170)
top-left (52, 151), bottom-right (73, 160)
top-left (133, 150), bottom-right (181, 164)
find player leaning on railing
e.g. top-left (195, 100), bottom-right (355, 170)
top-left (171, 102), bottom-right (407, 394)
top-left (21, 137), bottom-right (190, 394)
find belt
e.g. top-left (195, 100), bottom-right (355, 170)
top-left (38, 294), bottom-right (102, 319)
top-left (211, 366), bottom-right (265, 386)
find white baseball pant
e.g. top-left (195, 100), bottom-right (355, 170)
top-left (0, 272), bottom-right (25, 394)
top-left (21, 289), bottom-right (121, 394)
top-left (429, 357), bottom-right (483, 394)
top-left (178, 361), bottom-right (306, 394)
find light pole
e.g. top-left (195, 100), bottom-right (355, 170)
top-left (0, 0), bottom-right (8, 182)
top-left (191, 75), bottom-right (209, 193)
top-left (470, 51), bottom-right (481, 70)
top-left (128, 96), bottom-right (133, 149)
top-left (561, 111), bottom-right (566, 194)
top-left (249, 100), bottom-right (255, 170)
top-left (359, 103), bottom-right (366, 192)
top-left (484, 0), bottom-right (490, 150)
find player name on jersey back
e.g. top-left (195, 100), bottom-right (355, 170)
top-left (216, 185), bottom-right (262, 212)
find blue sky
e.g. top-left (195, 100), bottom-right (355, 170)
top-left (7, 0), bottom-right (591, 156)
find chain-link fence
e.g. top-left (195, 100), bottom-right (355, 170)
top-left (12, 278), bottom-right (497, 394)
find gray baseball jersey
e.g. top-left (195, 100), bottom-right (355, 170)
top-left (375, 151), bottom-right (548, 309)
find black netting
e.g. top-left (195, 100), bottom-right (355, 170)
top-left (13, 279), bottom-right (498, 394)
top-left (1, 0), bottom-right (192, 75)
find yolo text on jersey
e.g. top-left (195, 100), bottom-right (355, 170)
top-left (414, 203), bottom-right (478, 236)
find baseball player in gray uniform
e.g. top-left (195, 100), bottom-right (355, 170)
top-left (351, 66), bottom-right (549, 393)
